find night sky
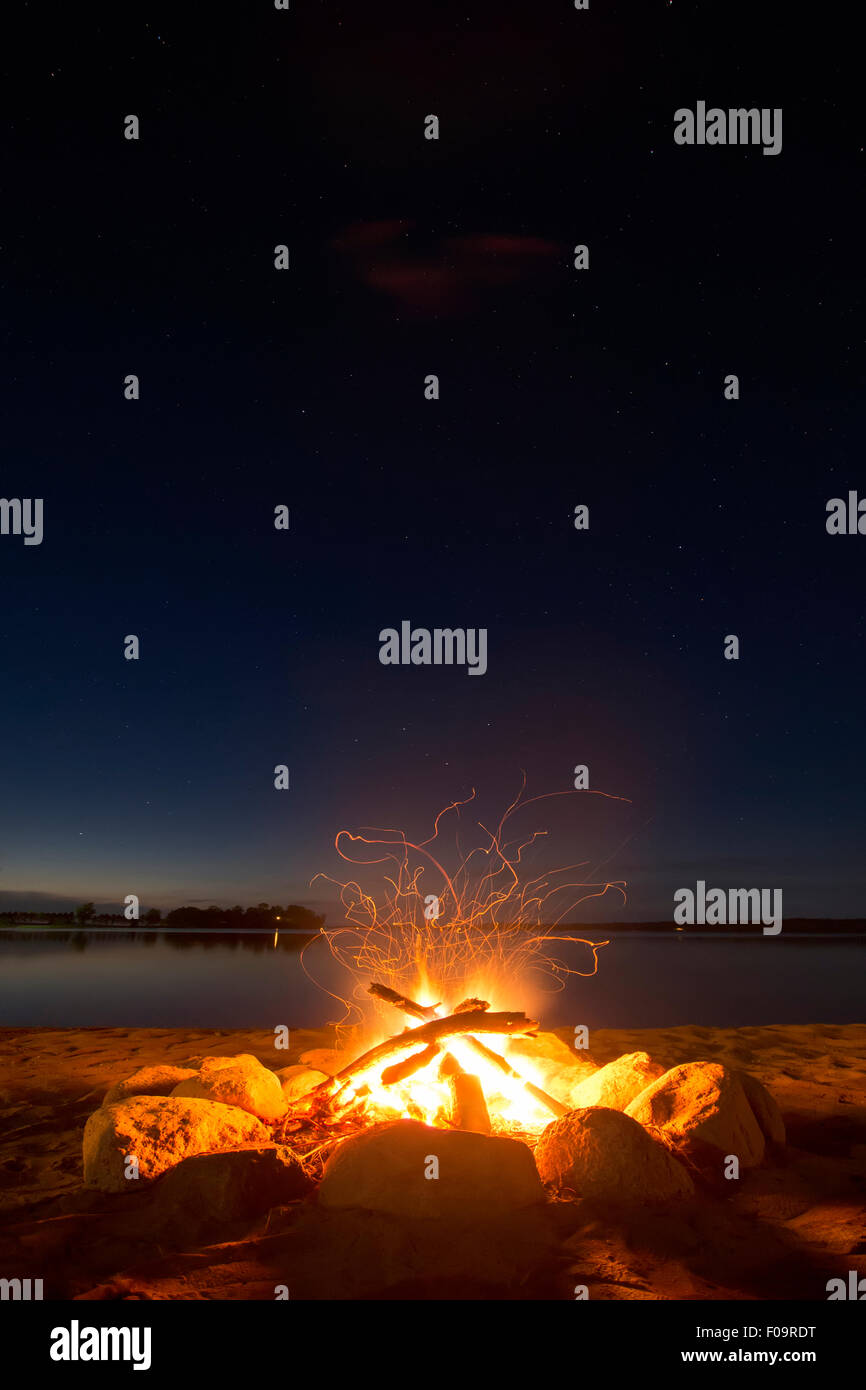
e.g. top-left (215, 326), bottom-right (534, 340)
top-left (1, 2), bottom-right (862, 920)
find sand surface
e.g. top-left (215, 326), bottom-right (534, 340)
top-left (1, 1023), bottom-right (864, 1300)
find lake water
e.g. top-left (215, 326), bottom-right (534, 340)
top-left (0, 928), bottom-right (863, 1029)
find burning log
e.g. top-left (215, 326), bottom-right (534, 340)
top-left (335, 1009), bottom-right (536, 1079)
top-left (368, 982), bottom-right (438, 1021)
top-left (450, 1074), bottom-right (492, 1134)
top-left (380, 1043), bottom-right (440, 1086)
top-left (368, 980), bottom-right (569, 1120)
top-left (369, 983), bottom-right (488, 1021)
top-left (321, 1007), bottom-right (538, 1108)
top-left (463, 1037), bottom-right (570, 1118)
top-left (438, 1053), bottom-right (492, 1134)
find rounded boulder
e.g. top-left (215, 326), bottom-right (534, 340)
top-left (535, 1106), bottom-right (694, 1203)
top-left (318, 1118), bottom-right (545, 1220)
top-left (103, 1064), bottom-right (199, 1108)
top-left (626, 1061), bottom-right (765, 1169)
top-left (171, 1053), bottom-right (287, 1122)
top-left (83, 1095), bottom-right (270, 1193)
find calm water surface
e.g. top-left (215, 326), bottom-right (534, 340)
top-left (0, 929), bottom-right (863, 1029)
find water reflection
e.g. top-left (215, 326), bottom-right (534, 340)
top-left (0, 929), bottom-right (863, 1030)
top-left (0, 929), bottom-right (316, 955)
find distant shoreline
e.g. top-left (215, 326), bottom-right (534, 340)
top-left (1, 919), bottom-right (865, 936)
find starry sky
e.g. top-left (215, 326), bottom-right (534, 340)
top-left (0, 2), bottom-right (862, 920)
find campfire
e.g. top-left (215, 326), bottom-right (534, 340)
top-left (278, 783), bottom-right (624, 1167)
top-left (274, 979), bottom-right (576, 1181)
top-left (310, 980), bottom-right (565, 1128)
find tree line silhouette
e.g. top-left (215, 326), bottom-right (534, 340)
top-left (2, 902), bottom-right (325, 931)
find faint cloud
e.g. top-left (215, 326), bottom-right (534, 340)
top-left (332, 220), bottom-right (560, 317)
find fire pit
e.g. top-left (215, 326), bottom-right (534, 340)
top-left (275, 980), bottom-right (570, 1175)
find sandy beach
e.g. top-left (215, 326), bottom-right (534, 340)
top-left (1, 1022), bottom-right (864, 1300)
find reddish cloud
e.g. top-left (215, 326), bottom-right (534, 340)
top-left (331, 221), bottom-right (560, 316)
